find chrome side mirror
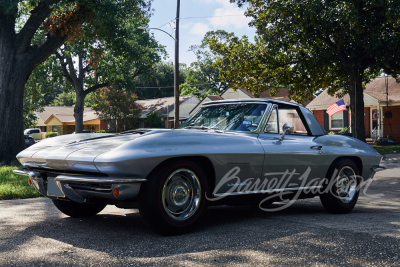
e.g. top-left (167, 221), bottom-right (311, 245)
top-left (280, 123), bottom-right (294, 141)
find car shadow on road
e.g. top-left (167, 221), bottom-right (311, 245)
top-left (1, 197), bottom-right (399, 267)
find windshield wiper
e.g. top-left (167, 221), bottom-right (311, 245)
top-left (182, 126), bottom-right (224, 132)
top-left (119, 129), bottom-right (150, 135)
top-left (183, 126), bottom-right (213, 130)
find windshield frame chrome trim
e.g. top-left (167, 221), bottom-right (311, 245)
top-left (180, 102), bottom-right (272, 134)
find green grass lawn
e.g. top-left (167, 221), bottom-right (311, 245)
top-left (0, 166), bottom-right (42, 200)
top-left (371, 145), bottom-right (400, 156)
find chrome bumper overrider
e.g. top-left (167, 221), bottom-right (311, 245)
top-left (370, 166), bottom-right (386, 172)
top-left (369, 165), bottom-right (386, 180)
top-left (13, 168), bottom-right (146, 203)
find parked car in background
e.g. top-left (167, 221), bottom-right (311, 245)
top-left (24, 128), bottom-right (42, 140)
top-left (24, 135), bottom-right (35, 147)
top-left (13, 99), bottom-right (384, 235)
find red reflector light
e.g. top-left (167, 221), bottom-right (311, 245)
top-left (28, 178), bottom-right (32, 185)
top-left (113, 188), bottom-right (120, 198)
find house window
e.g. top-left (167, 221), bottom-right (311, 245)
top-left (52, 126), bottom-right (57, 132)
top-left (39, 126), bottom-right (47, 132)
top-left (330, 112), bottom-right (343, 129)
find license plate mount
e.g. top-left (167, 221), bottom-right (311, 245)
top-left (47, 178), bottom-right (65, 197)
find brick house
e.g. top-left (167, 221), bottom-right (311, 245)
top-left (307, 76), bottom-right (400, 142)
top-left (34, 106), bottom-right (107, 136)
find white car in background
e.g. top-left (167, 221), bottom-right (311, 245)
top-left (24, 128), bottom-right (42, 140)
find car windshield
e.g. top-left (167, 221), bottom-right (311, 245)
top-left (180, 103), bottom-right (268, 132)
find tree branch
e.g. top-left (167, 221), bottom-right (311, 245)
top-left (54, 50), bottom-right (74, 85)
top-left (82, 64), bottom-right (91, 73)
top-left (64, 47), bottom-right (79, 88)
top-left (25, 4), bottom-right (91, 69)
top-left (84, 81), bottom-right (110, 96)
top-left (78, 52), bottom-right (84, 81)
top-left (16, 0), bottom-right (61, 54)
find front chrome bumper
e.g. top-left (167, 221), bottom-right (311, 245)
top-left (13, 168), bottom-right (146, 203)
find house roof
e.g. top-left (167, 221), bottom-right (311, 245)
top-left (36, 106), bottom-right (98, 123)
top-left (207, 95), bottom-right (223, 101)
top-left (224, 87), bottom-right (313, 106)
top-left (364, 76), bottom-right (400, 102)
top-left (307, 76), bottom-right (400, 108)
top-left (136, 95), bottom-right (195, 116)
top-left (307, 90), bottom-right (351, 108)
top-left (188, 95), bottom-right (224, 115)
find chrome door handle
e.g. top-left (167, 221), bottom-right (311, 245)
top-left (310, 145), bottom-right (323, 150)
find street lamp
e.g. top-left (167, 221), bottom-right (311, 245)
top-left (138, 0), bottom-right (180, 129)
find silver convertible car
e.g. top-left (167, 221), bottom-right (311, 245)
top-left (14, 99), bottom-right (384, 235)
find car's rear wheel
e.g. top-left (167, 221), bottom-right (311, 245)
top-left (138, 159), bottom-right (209, 235)
top-left (52, 199), bottom-right (107, 217)
top-left (320, 159), bottom-right (360, 214)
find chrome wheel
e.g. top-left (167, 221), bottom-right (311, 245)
top-left (162, 168), bottom-right (202, 221)
top-left (336, 166), bottom-right (357, 203)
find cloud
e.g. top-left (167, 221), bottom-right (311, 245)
top-left (189, 23), bottom-right (210, 36)
top-left (209, 0), bottom-right (251, 29)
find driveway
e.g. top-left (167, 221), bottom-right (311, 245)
top-left (0, 160), bottom-right (399, 266)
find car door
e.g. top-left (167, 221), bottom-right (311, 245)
top-left (257, 104), bottom-right (327, 192)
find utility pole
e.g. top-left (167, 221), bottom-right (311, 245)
top-left (174, 0), bottom-right (180, 129)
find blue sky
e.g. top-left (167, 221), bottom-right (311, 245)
top-left (148, 0), bottom-right (256, 66)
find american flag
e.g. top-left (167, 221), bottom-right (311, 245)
top-left (326, 99), bottom-right (347, 116)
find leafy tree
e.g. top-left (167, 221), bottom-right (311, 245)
top-left (208, 0), bottom-right (400, 141)
top-left (51, 90), bottom-right (97, 106)
top-left (91, 86), bottom-right (142, 132)
top-left (179, 83), bottom-right (200, 97)
top-left (133, 62), bottom-right (188, 100)
top-left (145, 111), bottom-right (164, 128)
top-left (23, 86), bottom-right (45, 129)
top-left (180, 31), bottom-right (229, 100)
top-left (0, 0), bottom-right (153, 164)
top-left (52, 1), bottom-right (162, 134)
top-left (51, 91), bottom-right (75, 106)
top-left (23, 54), bottom-right (66, 129)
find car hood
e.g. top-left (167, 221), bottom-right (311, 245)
top-left (16, 132), bottom-right (146, 171)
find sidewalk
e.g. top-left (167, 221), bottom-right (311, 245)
top-left (381, 154), bottom-right (400, 169)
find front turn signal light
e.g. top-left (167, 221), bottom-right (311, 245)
top-left (113, 188), bottom-right (120, 198)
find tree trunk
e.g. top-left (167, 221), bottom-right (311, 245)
top-left (349, 71), bottom-right (366, 142)
top-left (74, 89), bottom-right (85, 133)
top-left (0, 15), bottom-right (31, 164)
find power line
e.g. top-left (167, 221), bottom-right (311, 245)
top-left (180, 14), bottom-right (244, 19)
top-left (156, 19), bottom-right (174, 29)
top-left (153, 14), bottom-right (245, 30)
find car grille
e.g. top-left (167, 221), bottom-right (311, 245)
top-left (36, 171), bottom-right (112, 193)
top-left (68, 182), bottom-right (112, 192)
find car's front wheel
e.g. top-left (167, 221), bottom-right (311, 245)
top-left (138, 160), bottom-right (209, 235)
top-left (52, 199), bottom-right (107, 217)
top-left (320, 159), bottom-right (360, 214)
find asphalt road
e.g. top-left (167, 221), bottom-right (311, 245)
top-left (1, 158), bottom-right (399, 266)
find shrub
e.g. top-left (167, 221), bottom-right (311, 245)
top-left (328, 131), bottom-right (335, 135)
top-left (339, 127), bottom-right (349, 133)
top-left (96, 130), bottom-right (106, 133)
top-left (45, 132), bottom-right (60, 138)
top-left (146, 111), bottom-right (164, 128)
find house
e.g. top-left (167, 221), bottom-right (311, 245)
top-left (136, 95), bottom-right (200, 128)
top-left (307, 76), bottom-right (400, 141)
top-left (189, 87), bottom-right (313, 117)
top-left (189, 95), bottom-right (224, 117)
top-left (35, 106), bottom-right (107, 136)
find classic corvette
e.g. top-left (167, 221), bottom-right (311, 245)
top-left (14, 99), bottom-right (384, 235)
